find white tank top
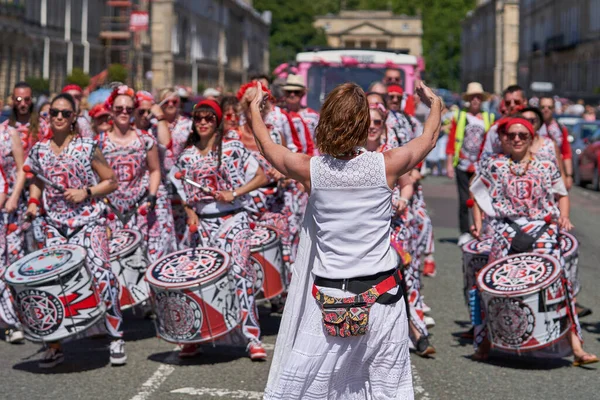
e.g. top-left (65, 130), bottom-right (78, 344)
top-left (309, 151), bottom-right (398, 279)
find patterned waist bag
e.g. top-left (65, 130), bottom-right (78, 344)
top-left (312, 269), bottom-right (403, 338)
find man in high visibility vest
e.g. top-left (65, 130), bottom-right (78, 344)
top-left (446, 82), bottom-right (494, 246)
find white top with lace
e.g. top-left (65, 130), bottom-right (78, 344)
top-left (309, 151), bottom-right (398, 279)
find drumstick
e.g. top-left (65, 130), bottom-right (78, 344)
top-left (174, 171), bottom-right (213, 195)
top-left (23, 165), bottom-right (65, 193)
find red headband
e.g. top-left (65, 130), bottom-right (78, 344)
top-left (387, 85), bottom-right (404, 95)
top-left (136, 90), bottom-right (154, 104)
top-left (236, 81), bottom-right (272, 102)
top-left (194, 99), bottom-right (222, 125)
top-left (62, 84), bottom-right (83, 94)
top-left (88, 104), bottom-right (110, 119)
top-left (504, 117), bottom-right (535, 138)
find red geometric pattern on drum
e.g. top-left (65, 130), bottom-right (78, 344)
top-left (160, 254), bottom-right (220, 281)
top-left (19, 292), bottom-right (62, 334)
top-left (491, 260), bottom-right (547, 290)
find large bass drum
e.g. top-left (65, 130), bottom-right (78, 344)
top-left (477, 253), bottom-right (571, 353)
top-left (3, 244), bottom-right (106, 342)
top-left (249, 226), bottom-right (285, 301)
top-left (145, 247), bottom-right (240, 344)
top-left (559, 231), bottom-right (580, 296)
top-left (462, 237), bottom-right (492, 308)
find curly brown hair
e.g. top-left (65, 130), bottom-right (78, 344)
top-left (315, 83), bottom-right (370, 155)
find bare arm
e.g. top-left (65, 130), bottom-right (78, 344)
top-left (146, 144), bottom-right (161, 196)
top-left (558, 195), bottom-right (573, 231)
top-left (151, 104), bottom-right (172, 147)
top-left (249, 82), bottom-right (312, 192)
top-left (5, 129), bottom-right (26, 212)
top-left (25, 178), bottom-right (44, 218)
top-left (90, 147), bottom-right (118, 196)
top-left (384, 82), bottom-right (443, 188)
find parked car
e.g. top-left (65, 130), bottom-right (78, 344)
top-left (576, 127), bottom-right (600, 190)
top-left (555, 115), bottom-right (583, 136)
top-left (571, 121), bottom-right (600, 185)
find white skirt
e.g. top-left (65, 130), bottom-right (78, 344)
top-left (264, 286), bottom-right (414, 400)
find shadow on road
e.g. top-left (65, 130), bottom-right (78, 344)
top-left (465, 354), bottom-right (573, 370)
top-left (451, 320), bottom-right (475, 347)
top-left (439, 237), bottom-right (459, 245)
top-left (122, 310), bottom-right (158, 342)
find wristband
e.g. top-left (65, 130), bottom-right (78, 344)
top-left (156, 115), bottom-right (165, 122)
top-left (399, 197), bottom-right (410, 204)
top-left (566, 174), bottom-right (573, 178)
top-left (28, 198), bottom-right (41, 207)
top-left (86, 187), bottom-right (92, 198)
top-left (232, 191), bottom-right (238, 199)
top-left (147, 194), bottom-right (157, 210)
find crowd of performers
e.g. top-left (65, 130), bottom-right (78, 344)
top-left (449, 82), bottom-right (598, 365)
top-left (0, 70), bottom-right (442, 370)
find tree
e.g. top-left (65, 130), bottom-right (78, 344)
top-left (25, 77), bottom-right (50, 96)
top-left (66, 68), bottom-right (91, 89)
top-left (107, 64), bottom-right (128, 84)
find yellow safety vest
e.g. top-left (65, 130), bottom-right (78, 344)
top-left (453, 110), bottom-right (494, 167)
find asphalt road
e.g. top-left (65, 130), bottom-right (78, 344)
top-left (1, 176), bottom-right (599, 400)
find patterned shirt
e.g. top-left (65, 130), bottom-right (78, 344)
top-left (163, 115), bottom-right (193, 173)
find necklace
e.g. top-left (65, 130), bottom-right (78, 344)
top-left (508, 155), bottom-right (532, 177)
top-left (333, 147), bottom-right (365, 159)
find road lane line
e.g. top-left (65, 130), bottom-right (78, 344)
top-left (412, 363), bottom-right (431, 400)
top-left (129, 347), bottom-right (178, 400)
top-left (170, 387), bottom-right (263, 398)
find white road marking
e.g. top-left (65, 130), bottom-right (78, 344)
top-left (412, 363), bottom-right (431, 400)
top-left (171, 387), bottom-right (263, 399)
top-left (129, 347), bottom-right (178, 400)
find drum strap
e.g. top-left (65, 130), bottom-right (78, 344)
top-left (197, 208), bottom-right (244, 219)
top-left (506, 220), bottom-right (550, 254)
top-left (53, 225), bottom-right (84, 240)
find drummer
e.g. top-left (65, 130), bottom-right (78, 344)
top-left (469, 116), bottom-right (597, 366)
top-left (25, 93), bottom-right (126, 368)
top-left (169, 99), bottom-right (269, 360)
top-left (98, 85), bottom-right (176, 263)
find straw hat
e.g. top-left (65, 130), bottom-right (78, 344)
top-left (281, 75), bottom-right (306, 91)
top-left (462, 82), bottom-right (489, 101)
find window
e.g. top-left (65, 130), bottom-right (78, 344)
top-left (592, 0), bottom-right (600, 31)
top-left (345, 40), bottom-right (356, 48)
top-left (360, 40), bottom-right (371, 49)
top-left (402, 23), bottom-right (410, 31)
top-left (375, 41), bottom-right (387, 49)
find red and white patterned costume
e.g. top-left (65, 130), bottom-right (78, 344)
top-left (285, 110), bottom-right (315, 156)
top-left (26, 136), bottom-right (123, 338)
top-left (541, 120), bottom-right (572, 161)
top-left (98, 130), bottom-right (177, 263)
top-left (163, 115), bottom-right (193, 174)
top-left (170, 138), bottom-right (263, 346)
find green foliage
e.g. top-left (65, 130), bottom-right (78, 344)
top-left (25, 77), bottom-right (50, 95)
top-left (255, 0), bottom-right (474, 91)
top-left (107, 64), bottom-right (129, 84)
top-left (66, 68), bottom-right (91, 88)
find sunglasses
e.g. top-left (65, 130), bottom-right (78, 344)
top-left (224, 113), bottom-right (238, 121)
top-left (15, 96), bottom-right (32, 103)
top-left (502, 132), bottom-right (530, 141)
top-left (49, 108), bottom-right (74, 118)
top-left (540, 105), bottom-right (553, 110)
top-left (384, 77), bottom-right (401, 83)
top-left (525, 117), bottom-right (538, 125)
top-left (286, 90), bottom-right (303, 97)
top-left (72, 94), bottom-right (83, 101)
top-left (371, 119), bottom-right (383, 127)
top-left (163, 99), bottom-right (179, 106)
top-left (505, 99), bottom-right (522, 105)
top-left (388, 94), bottom-right (402, 100)
top-left (40, 111), bottom-right (49, 118)
top-left (114, 106), bottom-right (134, 114)
top-left (193, 114), bottom-right (216, 123)
top-left (137, 108), bottom-right (151, 116)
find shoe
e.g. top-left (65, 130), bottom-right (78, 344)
top-left (423, 258), bottom-right (436, 277)
top-left (5, 328), bottom-right (24, 344)
top-left (109, 339), bottom-right (127, 366)
top-left (457, 233), bottom-right (473, 247)
top-left (460, 327), bottom-right (475, 340)
top-left (178, 344), bottom-right (202, 359)
top-left (248, 342), bottom-right (267, 361)
top-left (415, 336), bottom-right (436, 357)
top-left (576, 303), bottom-right (593, 319)
top-left (424, 316), bottom-right (436, 328)
top-left (422, 302), bottom-right (432, 314)
top-left (39, 346), bottom-right (64, 369)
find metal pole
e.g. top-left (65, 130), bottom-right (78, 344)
top-left (82, 0), bottom-right (90, 74)
top-left (65, 0), bottom-right (73, 74)
top-left (41, 0), bottom-right (50, 80)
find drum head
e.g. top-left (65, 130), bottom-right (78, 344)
top-left (477, 253), bottom-right (561, 296)
top-left (462, 237), bottom-right (492, 255)
top-left (4, 244), bottom-right (87, 285)
top-left (250, 226), bottom-right (279, 251)
top-left (145, 247), bottom-right (230, 289)
top-left (110, 229), bottom-right (143, 260)
top-left (559, 232), bottom-right (577, 258)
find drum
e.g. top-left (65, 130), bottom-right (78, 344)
top-left (477, 253), bottom-right (571, 353)
top-left (559, 231), bottom-right (580, 295)
top-left (110, 229), bottom-right (149, 309)
top-left (462, 237), bottom-right (492, 307)
top-left (3, 244), bottom-right (106, 342)
top-left (249, 226), bottom-right (285, 301)
top-left (145, 247), bottom-right (240, 344)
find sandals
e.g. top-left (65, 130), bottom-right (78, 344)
top-left (573, 354), bottom-right (599, 367)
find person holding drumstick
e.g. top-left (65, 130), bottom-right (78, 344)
top-left (25, 93), bottom-right (125, 368)
top-left (469, 116), bottom-right (598, 366)
top-left (169, 99), bottom-right (269, 360)
top-left (256, 81), bottom-right (442, 399)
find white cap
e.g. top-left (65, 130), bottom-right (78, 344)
top-left (203, 88), bottom-right (221, 98)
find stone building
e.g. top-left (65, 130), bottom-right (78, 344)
top-left (313, 10), bottom-right (422, 57)
top-left (460, 0), bottom-right (519, 94)
top-left (518, 0), bottom-right (600, 99)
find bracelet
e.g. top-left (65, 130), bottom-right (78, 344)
top-left (147, 194), bottom-right (157, 210)
top-left (232, 191), bottom-right (238, 199)
top-left (28, 198), bottom-right (41, 206)
top-left (566, 174), bottom-right (573, 178)
top-left (156, 115), bottom-right (165, 122)
top-left (399, 197), bottom-right (410, 204)
top-left (86, 187), bottom-right (92, 198)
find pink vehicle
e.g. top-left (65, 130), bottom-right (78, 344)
top-left (274, 49), bottom-right (424, 110)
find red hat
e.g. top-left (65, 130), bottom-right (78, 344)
top-left (136, 90), bottom-right (154, 104)
top-left (62, 84), bottom-right (83, 94)
top-left (505, 117), bottom-right (535, 138)
top-left (194, 99), bottom-right (222, 125)
top-left (387, 84), bottom-right (404, 95)
top-left (89, 104), bottom-right (110, 119)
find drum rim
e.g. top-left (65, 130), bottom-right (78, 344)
top-left (109, 229), bottom-right (144, 261)
top-left (145, 247), bottom-right (231, 289)
top-left (250, 226), bottom-right (280, 252)
top-left (559, 232), bottom-right (578, 257)
top-left (461, 237), bottom-right (492, 254)
top-left (476, 252), bottom-right (561, 296)
top-left (4, 244), bottom-right (87, 285)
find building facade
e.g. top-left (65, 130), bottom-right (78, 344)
top-left (460, 0), bottom-right (519, 94)
top-left (313, 10), bottom-right (422, 57)
top-left (151, 0), bottom-right (271, 92)
top-left (518, 0), bottom-right (600, 99)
